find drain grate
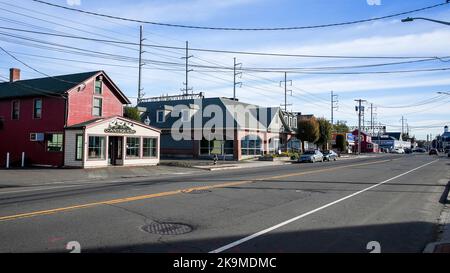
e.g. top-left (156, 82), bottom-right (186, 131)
top-left (141, 223), bottom-right (193, 235)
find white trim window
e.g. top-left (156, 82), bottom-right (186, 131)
top-left (88, 136), bottom-right (105, 159)
top-left (126, 137), bottom-right (140, 158)
top-left (156, 110), bottom-right (165, 123)
top-left (33, 98), bottom-right (42, 119)
top-left (143, 137), bottom-right (158, 158)
top-left (93, 97), bottom-right (103, 116)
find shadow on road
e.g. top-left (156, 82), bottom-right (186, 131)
top-left (439, 181), bottom-right (450, 204)
top-left (71, 221), bottom-right (436, 253)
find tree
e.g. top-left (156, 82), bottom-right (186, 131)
top-left (123, 106), bottom-right (141, 122)
top-left (316, 118), bottom-right (333, 150)
top-left (335, 134), bottom-right (347, 152)
top-left (333, 120), bottom-right (349, 133)
top-left (296, 116), bottom-right (319, 152)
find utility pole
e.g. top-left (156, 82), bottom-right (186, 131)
top-left (370, 103), bottom-right (375, 135)
top-left (331, 91), bottom-right (338, 125)
top-left (233, 57), bottom-right (242, 100)
top-left (137, 25), bottom-right (145, 104)
top-left (400, 116), bottom-right (407, 138)
top-left (181, 41), bottom-right (193, 95)
top-left (355, 99), bottom-right (366, 155)
top-left (280, 72), bottom-right (292, 112)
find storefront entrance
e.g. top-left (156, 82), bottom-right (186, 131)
top-left (108, 136), bottom-right (123, 165)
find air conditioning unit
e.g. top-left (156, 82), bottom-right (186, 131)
top-left (30, 133), bottom-right (44, 141)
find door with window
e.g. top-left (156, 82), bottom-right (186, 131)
top-left (108, 136), bottom-right (123, 165)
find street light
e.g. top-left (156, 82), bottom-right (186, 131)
top-left (401, 17), bottom-right (450, 26)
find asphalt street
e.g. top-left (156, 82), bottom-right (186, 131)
top-left (0, 154), bottom-right (448, 253)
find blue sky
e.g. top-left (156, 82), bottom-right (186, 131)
top-left (0, 0), bottom-right (449, 139)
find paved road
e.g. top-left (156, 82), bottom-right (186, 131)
top-left (0, 154), bottom-right (448, 253)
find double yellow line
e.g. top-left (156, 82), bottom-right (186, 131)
top-left (0, 158), bottom-right (392, 222)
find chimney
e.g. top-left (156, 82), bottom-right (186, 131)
top-left (9, 68), bottom-right (20, 82)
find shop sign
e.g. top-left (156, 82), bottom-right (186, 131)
top-left (104, 120), bottom-right (136, 134)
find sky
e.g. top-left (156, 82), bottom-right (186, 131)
top-left (0, 0), bottom-right (449, 140)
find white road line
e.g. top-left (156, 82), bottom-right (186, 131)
top-left (209, 159), bottom-right (439, 253)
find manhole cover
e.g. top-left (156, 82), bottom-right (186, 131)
top-left (183, 189), bottom-right (211, 194)
top-left (141, 223), bottom-right (193, 235)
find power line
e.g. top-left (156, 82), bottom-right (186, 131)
top-left (2, 26), bottom-right (449, 60)
top-left (31, 0), bottom-right (450, 31)
top-left (1, 30), bottom-right (448, 74)
top-left (0, 74), bottom-right (66, 98)
top-left (0, 46), bottom-right (81, 85)
top-left (373, 94), bottom-right (446, 108)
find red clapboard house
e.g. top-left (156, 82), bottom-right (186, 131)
top-left (0, 68), bottom-right (160, 168)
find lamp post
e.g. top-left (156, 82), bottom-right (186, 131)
top-left (401, 17), bottom-right (450, 26)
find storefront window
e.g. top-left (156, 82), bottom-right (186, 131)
top-left (200, 138), bottom-right (234, 155)
top-left (47, 133), bottom-right (63, 152)
top-left (126, 137), bottom-right (140, 158)
top-left (143, 138), bottom-right (157, 157)
top-left (75, 134), bottom-right (83, 160)
top-left (88, 136), bottom-right (105, 159)
top-left (240, 135), bottom-right (262, 156)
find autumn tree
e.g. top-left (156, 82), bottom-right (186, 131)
top-left (123, 106), bottom-right (141, 122)
top-left (316, 118), bottom-right (333, 150)
top-left (333, 120), bottom-right (350, 133)
top-left (296, 116), bottom-right (319, 152)
top-left (335, 134), bottom-right (347, 152)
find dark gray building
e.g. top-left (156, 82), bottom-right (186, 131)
top-left (138, 93), bottom-right (299, 160)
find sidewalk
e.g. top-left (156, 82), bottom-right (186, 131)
top-left (161, 153), bottom-right (379, 171)
top-left (424, 181), bottom-right (450, 253)
top-left (0, 165), bottom-right (203, 188)
top-left (0, 153), bottom-right (381, 187)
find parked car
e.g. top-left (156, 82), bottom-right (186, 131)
top-left (391, 148), bottom-right (405, 154)
top-left (412, 148), bottom-right (426, 153)
top-left (323, 150), bottom-right (338, 161)
top-left (429, 148), bottom-right (438, 155)
top-left (299, 150), bottom-right (323, 163)
top-left (404, 148), bottom-right (412, 154)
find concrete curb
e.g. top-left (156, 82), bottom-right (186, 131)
top-left (424, 185), bottom-right (450, 253)
top-left (193, 161), bottom-right (293, 171)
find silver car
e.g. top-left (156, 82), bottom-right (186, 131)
top-left (323, 150), bottom-right (338, 161)
top-left (299, 150), bottom-right (324, 163)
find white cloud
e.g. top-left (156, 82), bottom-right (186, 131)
top-left (66, 0), bottom-right (81, 6)
top-left (99, 0), bottom-right (259, 23)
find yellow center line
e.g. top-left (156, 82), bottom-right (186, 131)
top-left (0, 158), bottom-right (395, 222)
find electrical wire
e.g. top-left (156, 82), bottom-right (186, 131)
top-left (31, 0), bottom-right (449, 31)
top-left (2, 26), bottom-right (449, 60)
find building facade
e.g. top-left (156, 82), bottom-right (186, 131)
top-left (371, 132), bottom-right (411, 151)
top-left (0, 68), bottom-right (160, 168)
top-left (352, 129), bottom-right (379, 153)
top-left (138, 94), bottom-right (298, 160)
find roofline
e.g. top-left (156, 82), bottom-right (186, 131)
top-left (66, 116), bottom-right (161, 133)
top-left (66, 71), bottom-right (131, 104)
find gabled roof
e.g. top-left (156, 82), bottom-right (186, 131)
top-left (385, 132), bottom-right (402, 140)
top-left (138, 96), bottom-right (282, 131)
top-left (66, 116), bottom-right (161, 133)
top-left (0, 71), bottom-right (130, 104)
